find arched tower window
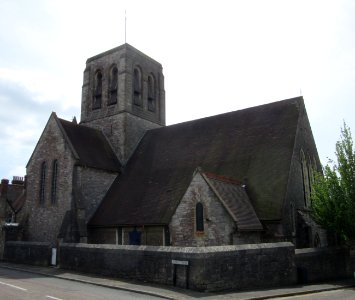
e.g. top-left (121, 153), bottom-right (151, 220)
top-left (196, 202), bottom-right (204, 232)
top-left (133, 67), bottom-right (142, 106)
top-left (108, 66), bottom-right (118, 105)
top-left (147, 74), bottom-right (156, 112)
top-left (39, 161), bottom-right (46, 205)
top-left (51, 160), bottom-right (58, 204)
top-left (300, 149), bottom-right (310, 207)
top-left (93, 70), bottom-right (102, 109)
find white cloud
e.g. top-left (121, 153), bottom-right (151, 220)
top-left (1, 0), bottom-right (355, 177)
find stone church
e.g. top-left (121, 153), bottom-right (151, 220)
top-left (13, 43), bottom-right (325, 248)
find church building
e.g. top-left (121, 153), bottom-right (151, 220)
top-left (19, 44), bottom-right (325, 248)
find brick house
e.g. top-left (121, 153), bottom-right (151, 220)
top-left (21, 43), bottom-right (325, 248)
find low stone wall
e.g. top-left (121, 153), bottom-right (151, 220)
top-left (4, 241), bottom-right (354, 291)
top-left (59, 242), bottom-right (296, 292)
top-left (4, 241), bottom-right (52, 266)
top-left (295, 247), bottom-right (352, 283)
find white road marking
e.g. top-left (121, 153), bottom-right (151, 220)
top-left (0, 280), bottom-right (27, 291)
top-left (46, 296), bottom-right (63, 300)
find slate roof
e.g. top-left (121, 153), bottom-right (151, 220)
top-left (58, 118), bottom-right (121, 172)
top-left (0, 182), bottom-right (26, 213)
top-left (9, 189), bottom-right (26, 213)
top-left (203, 172), bottom-right (263, 231)
top-left (89, 97), bottom-right (304, 227)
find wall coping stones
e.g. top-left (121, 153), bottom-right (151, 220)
top-left (6, 241), bottom-right (52, 247)
top-left (61, 241), bottom-right (294, 254)
top-left (295, 246), bottom-right (348, 255)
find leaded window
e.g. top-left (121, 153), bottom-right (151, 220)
top-left (196, 202), bottom-right (204, 232)
top-left (39, 161), bottom-right (46, 204)
top-left (93, 70), bottom-right (102, 109)
top-left (147, 74), bottom-right (156, 112)
top-left (133, 67), bottom-right (142, 106)
top-left (51, 160), bottom-right (58, 204)
top-left (108, 66), bottom-right (118, 105)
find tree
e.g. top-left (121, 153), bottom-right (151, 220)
top-left (311, 122), bottom-right (355, 245)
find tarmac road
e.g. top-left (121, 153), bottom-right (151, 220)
top-left (0, 267), bottom-right (163, 300)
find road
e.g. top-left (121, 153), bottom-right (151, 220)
top-left (0, 267), bottom-right (163, 300)
top-left (273, 288), bottom-right (355, 300)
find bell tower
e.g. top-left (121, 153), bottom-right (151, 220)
top-left (80, 44), bottom-right (165, 164)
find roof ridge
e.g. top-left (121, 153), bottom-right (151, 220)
top-left (149, 96), bottom-right (303, 134)
top-left (204, 172), bottom-right (242, 185)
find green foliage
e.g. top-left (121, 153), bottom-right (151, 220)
top-left (311, 122), bottom-right (355, 244)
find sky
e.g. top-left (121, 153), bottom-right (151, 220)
top-left (0, 0), bottom-right (355, 179)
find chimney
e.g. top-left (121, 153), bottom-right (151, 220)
top-left (11, 176), bottom-right (24, 185)
top-left (0, 179), bottom-right (9, 219)
top-left (0, 179), bottom-right (9, 197)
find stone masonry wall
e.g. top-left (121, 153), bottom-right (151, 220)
top-left (295, 247), bottom-right (352, 283)
top-left (81, 44), bottom-right (165, 126)
top-left (283, 101), bottom-right (326, 248)
top-left (169, 172), bottom-right (235, 246)
top-left (5, 241), bottom-right (353, 292)
top-left (25, 115), bottom-right (75, 245)
top-left (59, 242), bottom-right (296, 292)
top-left (83, 112), bottom-right (161, 164)
top-left (4, 241), bottom-right (52, 266)
top-left (80, 44), bottom-right (165, 164)
top-left (75, 166), bottom-right (117, 222)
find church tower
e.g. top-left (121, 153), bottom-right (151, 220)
top-left (80, 44), bottom-right (165, 164)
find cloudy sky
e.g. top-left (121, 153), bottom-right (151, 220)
top-left (1, 0), bottom-right (354, 179)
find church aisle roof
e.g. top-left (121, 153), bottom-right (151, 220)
top-left (89, 97), bottom-right (303, 227)
top-left (58, 118), bottom-right (121, 172)
top-left (203, 172), bottom-right (263, 231)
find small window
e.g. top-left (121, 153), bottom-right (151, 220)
top-left (51, 160), bottom-right (58, 204)
top-left (133, 67), bottom-right (142, 106)
top-left (196, 202), bottom-right (204, 232)
top-left (290, 202), bottom-right (296, 236)
top-left (93, 71), bottom-right (102, 109)
top-left (300, 150), bottom-right (310, 207)
top-left (147, 74), bottom-right (156, 112)
top-left (39, 161), bottom-right (46, 204)
top-left (108, 66), bottom-right (118, 105)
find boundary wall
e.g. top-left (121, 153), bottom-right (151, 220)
top-left (3, 241), bottom-right (354, 292)
top-left (295, 247), bottom-right (353, 283)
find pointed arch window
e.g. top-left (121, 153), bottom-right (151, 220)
top-left (290, 202), bottom-right (296, 236)
top-left (196, 202), bottom-right (204, 232)
top-left (147, 74), bottom-right (156, 112)
top-left (51, 160), bottom-right (58, 204)
top-left (108, 66), bottom-right (118, 105)
top-left (133, 67), bottom-right (142, 106)
top-left (93, 70), bottom-right (102, 109)
top-left (39, 161), bottom-right (46, 205)
top-left (300, 149), bottom-right (310, 207)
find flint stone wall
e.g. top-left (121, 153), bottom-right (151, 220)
top-left (4, 241), bottom-right (52, 266)
top-left (59, 242), bottom-right (296, 292)
top-left (295, 247), bottom-right (353, 283)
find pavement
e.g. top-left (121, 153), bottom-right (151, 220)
top-left (0, 261), bottom-right (354, 300)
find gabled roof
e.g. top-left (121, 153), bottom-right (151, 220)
top-left (27, 112), bottom-right (121, 172)
top-left (57, 117), bottom-right (121, 172)
top-left (202, 172), bottom-right (263, 231)
top-left (89, 97), bottom-right (304, 227)
top-left (1, 183), bottom-right (25, 213)
top-left (8, 189), bottom-right (26, 213)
